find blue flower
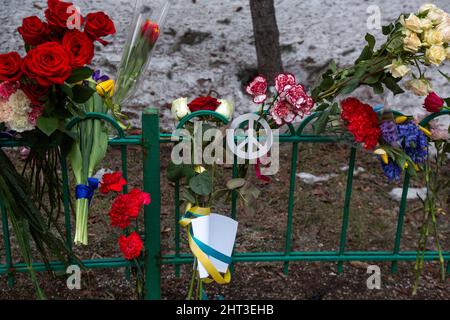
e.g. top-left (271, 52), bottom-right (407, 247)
top-left (381, 160), bottom-right (402, 182)
top-left (380, 120), bottom-right (400, 146)
top-left (397, 122), bottom-right (428, 164)
top-left (92, 70), bottom-right (110, 83)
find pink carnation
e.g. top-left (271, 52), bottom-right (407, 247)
top-left (246, 76), bottom-right (267, 104)
top-left (270, 99), bottom-right (296, 125)
top-left (285, 84), bottom-right (315, 117)
top-left (274, 73), bottom-right (296, 93)
top-left (0, 81), bottom-right (19, 100)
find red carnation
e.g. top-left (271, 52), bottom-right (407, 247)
top-left (45, 0), bottom-right (83, 32)
top-left (62, 30), bottom-right (94, 68)
top-left (22, 42), bottom-right (73, 86)
top-left (341, 98), bottom-right (381, 150)
top-left (84, 12), bottom-right (116, 46)
top-left (109, 194), bottom-right (131, 229)
top-left (118, 232), bottom-right (143, 260)
top-left (18, 16), bottom-right (51, 46)
top-left (0, 52), bottom-right (23, 82)
top-left (423, 92), bottom-right (444, 113)
top-left (100, 172), bottom-right (127, 194)
top-left (188, 96), bottom-right (221, 112)
top-left (126, 189), bottom-right (151, 218)
top-left (246, 76), bottom-right (267, 104)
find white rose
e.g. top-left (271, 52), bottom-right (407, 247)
top-left (401, 14), bottom-right (424, 33)
top-left (424, 6), bottom-right (446, 25)
top-left (423, 29), bottom-right (444, 46)
top-left (171, 97), bottom-right (191, 120)
top-left (437, 15), bottom-right (450, 43)
top-left (405, 79), bottom-right (433, 96)
top-left (419, 3), bottom-right (437, 13)
top-left (386, 59), bottom-right (411, 78)
top-left (421, 18), bottom-right (433, 30)
top-left (426, 45), bottom-right (447, 65)
top-left (215, 99), bottom-right (234, 120)
top-left (403, 30), bottom-right (422, 52)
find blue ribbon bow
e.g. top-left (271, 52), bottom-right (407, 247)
top-left (75, 177), bottom-right (99, 204)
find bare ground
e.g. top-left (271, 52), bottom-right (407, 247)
top-left (1, 138), bottom-right (449, 300)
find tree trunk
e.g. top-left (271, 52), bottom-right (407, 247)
top-left (249, 0), bottom-right (283, 83)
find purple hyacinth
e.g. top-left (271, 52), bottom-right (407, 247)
top-left (380, 120), bottom-right (400, 146)
top-left (381, 160), bottom-right (402, 182)
top-left (397, 122), bottom-right (428, 164)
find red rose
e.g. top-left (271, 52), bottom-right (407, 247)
top-left (423, 92), bottom-right (444, 113)
top-left (22, 42), bottom-right (73, 87)
top-left (21, 83), bottom-right (49, 104)
top-left (100, 172), bottom-right (127, 194)
top-left (141, 20), bottom-right (160, 45)
top-left (45, 0), bottom-right (82, 32)
top-left (188, 96), bottom-right (221, 112)
top-left (62, 30), bottom-right (94, 68)
top-left (18, 16), bottom-right (51, 46)
top-left (84, 12), bottom-right (116, 46)
top-left (118, 232), bottom-right (143, 260)
top-left (0, 52), bottom-right (23, 82)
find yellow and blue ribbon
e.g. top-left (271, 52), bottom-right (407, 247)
top-left (180, 205), bottom-right (232, 285)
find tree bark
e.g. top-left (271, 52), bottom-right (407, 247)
top-left (249, 0), bottom-right (283, 83)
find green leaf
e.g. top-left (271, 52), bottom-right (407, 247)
top-left (60, 84), bottom-right (73, 98)
top-left (37, 116), bottom-right (59, 136)
top-left (383, 76), bottom-right (405, 95)
top-left (226, 178), bottom-right (246, 190)
top-left (444, 98), bottom-right (450, 108)
top-left (167, 161), bottom-right (184, 182)
top-left (370, 82), bottom-right (385, 95)
top-left (340, 79), bottom-right (360, 95)
top-left (356, 34), bottom-right (376, 62)
top-left (182, 189), bottom-right (196, 204)
top-left (382, 23), bottom-right (395, 35)
top-left (72, 85), bottom-right (96, 103)
top-left (65, 67), bottom-right (93, 84)
top-left (313, 109), bottom-right (331, 135)
top-left (319, 76), bottom-right (334, 91)
top-left (189, 172), bottom-right (213, 196)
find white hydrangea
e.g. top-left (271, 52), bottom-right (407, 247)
top-left (5, 90), bottom-right (34, 133)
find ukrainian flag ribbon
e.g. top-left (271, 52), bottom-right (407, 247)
top-left (180, 205), bottom-right (232, 284)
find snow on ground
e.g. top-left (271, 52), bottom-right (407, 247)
top-left (389, 187), bottom-right (427, 201)
top-left (297, 172), bottom-right (338, 184)
top-left (1, 0), bottom-right (450, 129)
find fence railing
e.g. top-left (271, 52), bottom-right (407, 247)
top-left (1, 107), bottom-right (449, 300)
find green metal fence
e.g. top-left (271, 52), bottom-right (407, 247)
top-left (1, 107), bottom-right (449, 300)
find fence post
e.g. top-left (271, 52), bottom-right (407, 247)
top-left (142, 108), bottom-right (161, 300)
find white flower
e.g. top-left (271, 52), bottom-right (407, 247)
top-left (420, 4), bottom-right (446, 25)
top-left (385, 59), bottom-right (411, 78)
top-left (215, 99), bottom-right (234, 120)
top-left (405, 79), bottom-right (433, 96)
top-left (401, 14), bottom-right (423, 33)
top-left (6, 90), bottom-right (33, 133)
top-left (426, 45), bottom-right (447, 65)
top-left (403, 30), bottom-right (422, 52)
top-left (93, 168), bottom-right (113, 182)
top-left (171, 97), bottom-right (191, 121)
top-left (0, 99), bottom-right (13, 123)
top-left (423, 29), bottom-right (444, 46)
top-left (420, 18), bottom-right (433, 30)
top-left (437, 14), bottom-right (450, 43)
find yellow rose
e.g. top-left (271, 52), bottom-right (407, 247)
top-left (426, 45), bottom-right (447, 65)
top-left (446, 47), bottom-right (450, 60)
top-left (405, 79), bottom-right (432, 96)
top-left (419, 3), bottom-right (437, 13)
top-left (403, 30), bottom-right (422, 52)
top-left (420, 4), bottom-right (446, 25)
top-left (423, 29), bottom-right (444, 46)
top-left (385, 59), bottom-right (411, 78)
top-left (401, 14), bottom-right (423, 33)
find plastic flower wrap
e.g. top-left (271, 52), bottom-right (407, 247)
top-left (111, 0), bottom-right (171, 123)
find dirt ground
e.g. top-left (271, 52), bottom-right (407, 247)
top-left (1, 139), bottom-right (449, 300)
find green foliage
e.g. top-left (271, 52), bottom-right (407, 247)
top-left (189, 171), bottom-right (213, 196)
top-left (36, 116), bottom-right (59, 136)
top-left (65, 67), bottom-right (93, 84)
